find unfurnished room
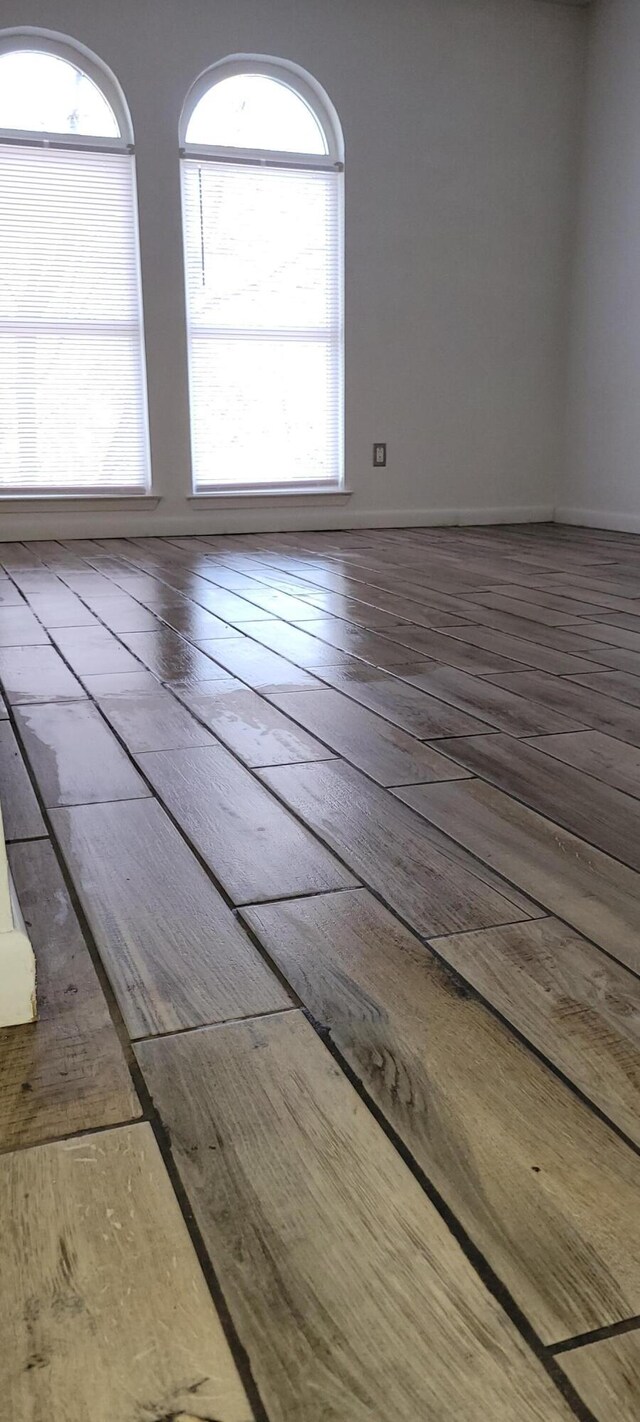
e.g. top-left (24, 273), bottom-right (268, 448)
top-left (0, 1), bottom-right (639, 1419)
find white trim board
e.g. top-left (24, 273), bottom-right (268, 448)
top-left (0, 806), bottom-right (36, 1027)
top-left (0, 504), bottom-right (555, 540)
top-left (556, 507), bottom-right (640, 534)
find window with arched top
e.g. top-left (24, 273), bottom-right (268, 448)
top-left (0, 33), bottom-right (150, 494)
top-left (180, 59), bottom-right (344, 494)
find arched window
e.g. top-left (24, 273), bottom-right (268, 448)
top-left (0, 33), bottom-right (150, 494)
top-left (180, 59), bottom-right (344, 493)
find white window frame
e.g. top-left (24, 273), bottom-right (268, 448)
top-left (0, 29), bottom-right (134, 148)
top-left (180, 56), bottom-right (345, 497)
top-left (0, 28), bottom-right (152, 499)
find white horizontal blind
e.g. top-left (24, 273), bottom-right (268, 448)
top-left (182, 159), bottom-right (343, 491)
top-left (0, 143), bottom-right (149, 493)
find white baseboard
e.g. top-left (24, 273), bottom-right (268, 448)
top-left (0, 829), bottom-right (36, 1026)
top-left (1, 502), bottom-right (554, 540)
top-left (555, 506), bottom-right (640, 534)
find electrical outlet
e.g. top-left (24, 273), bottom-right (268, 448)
top-left (373, 442), bottom-right (387, 467)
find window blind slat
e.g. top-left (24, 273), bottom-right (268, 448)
top-left (182, 158), bottom-right (343, 491)
top-left (0, 143), bottom-right (149, 493)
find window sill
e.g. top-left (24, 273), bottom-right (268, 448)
top-left (189, 485), bottom-right (352, 507)
top-left (0, 493), bottom-right (160, 512)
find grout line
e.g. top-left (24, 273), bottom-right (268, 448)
top-left (0, 1114), bottom-right (149, 1161)
top-left (551, 1314), bottom-right (640, 1356)
top-left (131, 1004), bottom-right (297, 1044)
top-left (234, 882), bottom-right (362, 908)
top-left (385, 773), bottom-right (478, 788)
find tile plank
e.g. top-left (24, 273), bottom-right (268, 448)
top-left (193, 635), bottom-right (323, 691)
top-left (25, 593), bottom-right (98, 628)
top-left (588, 611), bottom-right (640, 630)
top-left (15, 701), bottom-right (150, 807)
top-left (51, 797), bottom-right (290, 1036)
top-left (270, 687), bottom-right (471, 785)
top-left (0, 1122), bottom-right (252, 1422)
top-left (79, 669), bottom-right (162, 696)
top-left (400, 664), bottom-right (585, 735)
top-left (440, 623), bottom-right (605, 674)
top-left (435, 731), bottom-right (640, 871)
top-left (438, 606), bottom-right (591, 643)
top-left (296, 584), bottom-right (489, 626)
top-left (175, 684), bottom-right (335, 767)
top-left (526, 729), bottom-right (640, 797)
top-left (51, 625), bottom-right (140, 675)
top-left (238, 619), bottom-right (357, 668)
top-left (472, 584), bottom-right (626, 619)
top-left (119, 628), bottom-right (227, 684)
top-left (0, 645), bottom-right (86, 704)
top-left (377, 624), bottom-right (521, 674)
top-left (292, 589), bottom-right (455, 629)
top-left (222, 586), bottom-right (332, 622)
top-left (0, 605), bottom-right (50, 645)
top-left (0, 582), bottom-right (27, 606)
top-left (188, 586), bottom-right (278, 622)
top-left (137, 1012), bottom-right (577, 1415)
top-left (244, 892), bottom-right (640, 1341)
top-left (465, 591), bottom-right (587, 625)
top-left (570, 668), bottom-right (640, 708)
top-left (57, 569), bottom-right (124, 597)
top-left (289, 616), bottom-right (425, 668)
top-left (571, 621), bottom-right (640, 652)
top-left (88, 597), bottom-right (161, 633)
top-left (138, 745), bottom-right (356, 904)
top-left (0, 840), bottom-right (139, 1148)
top-left (261, 758), bottom-right (538, 935)
top-left (0, 720), bottom-right (46, 838)
top-left (0, 544), bottom-right (45, 570)
top-left (316, 662), bottom-right (494, 736)
top-left (396, 778), bottom-right (640, 974)
top-left (97, 688), bottom-right (217, 753)
top-left (560, 1333), bottom-right (640, 1422)
top-left (563, 642), bottom-right (640, 676)
top-left (487, 669), bottom-right (640, 748)
top-left (429, 914), bottom-right (640, 1143)
top-left (156, 602), bottom-right (239, 641)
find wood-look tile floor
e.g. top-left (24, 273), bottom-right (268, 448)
top-left (1, 525), bottom-right (640, 1420)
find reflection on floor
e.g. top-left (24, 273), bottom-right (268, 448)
top-left (1, 524), bottom-right (640, 1421)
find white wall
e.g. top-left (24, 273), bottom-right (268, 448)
top-left (0, 0), bottom-right (586, 539)
top-left (562, 0), bottom-right (640, 531)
